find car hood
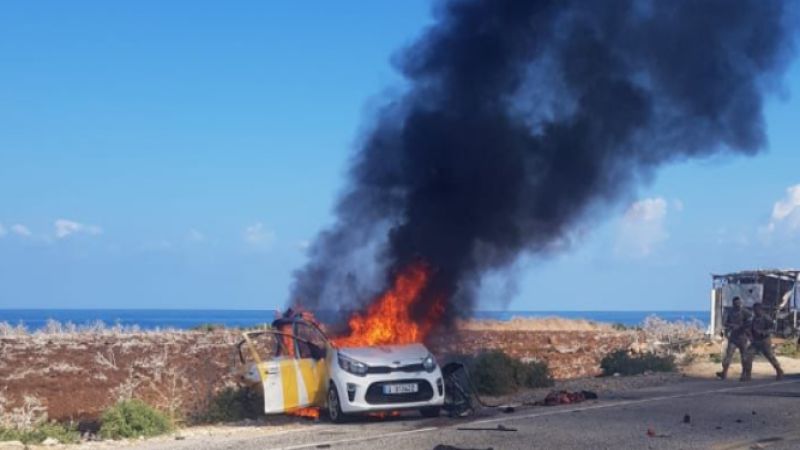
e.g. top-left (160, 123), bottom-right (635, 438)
top-left (337, 343), bottom-right (430, 366)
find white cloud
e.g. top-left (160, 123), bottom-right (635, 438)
top-left (244, 223), bottom-right (276, 248)
top-left (765, 184), bottom-right (800, 233)
top-left (10, 224), bottom-right (33, 238)
top-left (297, 240), bottom-right (311, 251)
top-left (54, 219), bottom-right (102, 239)
top-left (615, 197), bottom-right (669, 257)
top-left (0, 222), bottom-right (6, 237)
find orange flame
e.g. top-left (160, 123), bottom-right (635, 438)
top-left (287, 407), bottom-right (320, 419)
top-left (279, 323), bottom-right (296, 357)
top-left (332, 263), bottom-right (444, 348)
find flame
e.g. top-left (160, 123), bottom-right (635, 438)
top-left (279, 323), bottom-right (296, 357)
top-left (287, 407), bottom-right (320, 419)
top-left (332, 263), bottom-right (444, 347)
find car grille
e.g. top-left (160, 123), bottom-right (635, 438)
top-left (366, 363), bottom-right (425, 374)
top-left (365, 379), bottom-right (434, 404)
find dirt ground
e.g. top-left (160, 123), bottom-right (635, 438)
top-left (0, 321), bottom-right (638, 423)
top-left (0, 330), bottom-right (239, 423)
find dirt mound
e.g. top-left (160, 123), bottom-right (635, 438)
top-left (0, 327), bottom-right (635, 422)
top-left (0, 330), bottom-right (238, 422)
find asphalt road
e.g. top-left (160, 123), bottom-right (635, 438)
top-left (136, 375), bottom-right (800, 450)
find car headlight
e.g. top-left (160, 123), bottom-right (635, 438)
top-left (338, 353), bottom-right (368, 376)
top-left (422, 354), bottom-right (436, 372)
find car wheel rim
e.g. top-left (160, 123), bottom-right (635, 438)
top-left (328, 389), bottom-right (338, 420)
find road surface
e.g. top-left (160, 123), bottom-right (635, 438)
top-left (134, 375), bottom-right (800, 450)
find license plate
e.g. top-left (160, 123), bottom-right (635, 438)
top-left (383, 383), bottom-right (418, 394)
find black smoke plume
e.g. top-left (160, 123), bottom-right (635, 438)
top-left (291, 0), bottom-right (797, 320)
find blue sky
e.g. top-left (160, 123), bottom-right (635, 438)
top-left (0, 1), bottom-right (798, 311)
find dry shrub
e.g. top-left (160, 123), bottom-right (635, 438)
top-left (642, 315), bottom-right (705, 346)
top-left (0, 392), bottom-right (79, 444)
top-left (457, 317), bottom-right (612, 332)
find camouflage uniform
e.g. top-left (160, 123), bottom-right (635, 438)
top-left (743, 314), bottom-right (783, 380)
top-left (718, 307), bottom-right (752, 380)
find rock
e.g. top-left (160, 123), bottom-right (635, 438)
top-left (0, 441), bottom-right (25, 448)
top-left (42, 437), bottom-right (60, 446)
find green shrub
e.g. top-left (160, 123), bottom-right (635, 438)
top-left (600, 350), bottom-right (676, 376)
top-left (196, 387), bottom-right (263, 423)
top-left (99, 400), bottom-right (173, 440)
top-left (0, 423), bottom-right (79, 445)
top-left (467, 350), bottom-right (553, 396)
top-left (611, 323), bottom-right (628, 331)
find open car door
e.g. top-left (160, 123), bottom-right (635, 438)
top-left (237, 318), bottom-right (330, 414)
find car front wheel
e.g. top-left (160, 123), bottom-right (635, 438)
top-left (327, 383), bottom-right (347, 423)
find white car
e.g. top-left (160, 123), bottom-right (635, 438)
top-left (236, 314), bottom-right (445, 422)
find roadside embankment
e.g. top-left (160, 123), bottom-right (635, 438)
top-left (0, 318), bottom-right (640, 422)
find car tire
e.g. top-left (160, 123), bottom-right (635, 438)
top-left (327, 383), bottom-right (347, 423)
top-left (420, 406), bottom-right (441, 418)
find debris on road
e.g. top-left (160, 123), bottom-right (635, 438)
top-left (456, 424), bottom-right (517, 432)
top-left (433, 445), bottom-right (494, 450)
top-left (683, 414), bottom-right (691, 424)
top-left (531, 390), bottom-right (599, 406)
top-left (646, 427), bottom-right (670, 438)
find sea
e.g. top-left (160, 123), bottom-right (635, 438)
top-left (0, 309), bottom-right (708, 331)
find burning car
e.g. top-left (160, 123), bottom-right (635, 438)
top-left (235, 312), bottom-right (445, 422)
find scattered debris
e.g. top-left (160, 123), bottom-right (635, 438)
top-left (752, 410), bottom-right (757, 415)
top-left (646, 427), bottom-right (670, 438)
top-left (502, 406), bottom-right (515, 414)
top-left (534, 390), bottom-right (598, 406)
top-left (433, 445), bottom-right (494, 450)
top-left (457, 424), bottom-right (517, 432)
top-left (736, 419), bottom-right (743, 423)
top-left (683, 414), bottom-right (691, 424)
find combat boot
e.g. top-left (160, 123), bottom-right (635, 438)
top-left (776, 367), bottom-right (784, 380)
top-left (716, 366), bottom-right (728, 380)
top-left (739, 365), bottom-right (752, 382)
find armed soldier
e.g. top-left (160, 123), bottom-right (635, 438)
top-left (741, 302), bottom-right (784, 381)
top-left (716, 297), bottom-right (752, 380)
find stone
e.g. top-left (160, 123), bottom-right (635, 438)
top-left (42, 437), bottom-right (60, 446)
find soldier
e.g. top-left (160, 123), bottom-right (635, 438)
top-left (741, 302), bottom-right (784, 381)
top-left (716, 297), bottom-right (752, 380)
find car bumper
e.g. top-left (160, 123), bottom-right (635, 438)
top-left (332, 368), bottom-right (445, 413)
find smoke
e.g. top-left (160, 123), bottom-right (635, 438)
top-left (291, 0), bottom-right (797, 318)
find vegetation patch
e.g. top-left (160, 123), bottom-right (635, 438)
top-left (775, 341), bottom-right (800, 358)
top-left (99, 399), bottom-right (173, 440)
top-left (601, 350), bottom-right (676, 376)
top-left (195, 387), bottom-right (264, 423)
top-left (467, 350), bottom-right (554, 396)
top-left (0, 423), bottom-right (80, 445)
